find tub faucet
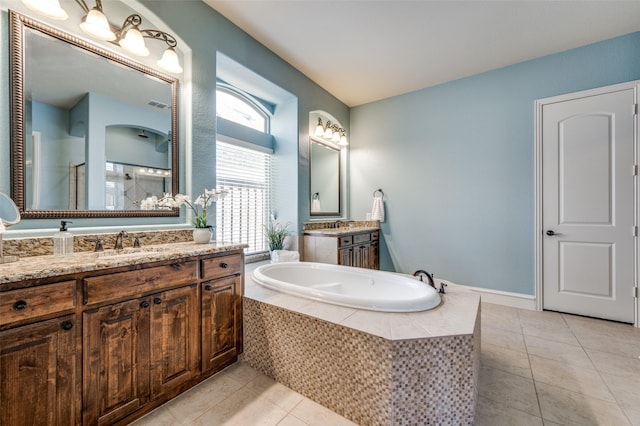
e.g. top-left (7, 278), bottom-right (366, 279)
top-left (413, 269), bottom-right (436, 289)
top-left (114, 231), bottom-right (128, 251)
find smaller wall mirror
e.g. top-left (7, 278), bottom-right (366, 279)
top-left (310, 139), bottom-right (340, 216)
top-left (0, 192), bottom-right (21, 226)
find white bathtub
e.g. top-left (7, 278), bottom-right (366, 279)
top-left (252, 262), bottom-right (441, 312)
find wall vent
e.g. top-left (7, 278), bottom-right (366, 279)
top-left (147, 100), bottom-right (169, 109)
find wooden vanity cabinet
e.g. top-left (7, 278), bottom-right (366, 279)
top-left (0, 279), bottom-right (78, 426)
top-left (306, 230), bottom-right (380, 270)
top-left (0, 314), bottom-right (76, 426)
top-left (201, 256), bottom-right (243, 373)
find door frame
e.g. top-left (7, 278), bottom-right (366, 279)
top-left (534, 80), bottom-right (640, 328)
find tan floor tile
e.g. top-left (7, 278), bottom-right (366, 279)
top-left (478, 367), bottom-right (541, 417)
top-left (563, 314), bottom-right (640, 341)
top-left (192, 386), bottom-right (287, 426)
top-left (277, 414), bottom-right (309, 426)
top-left (586, 348), bottom-right (640, 378)
top-left (624, 407), bottom-right (640, 426)
top-left (573, 329), bottom-right (640, 358)
top-left (518, 308), bottom-right (566, 328)
top-left (222, 360), bottom-right (262, 386)
top-left (524, 335), bottom-right (591, 367)
top-left (244, 374), bottom-right (305, 412)
top-left (481, 303), bottom-right (522, 333)
top-left (521, 321), bottom-right (580, 346)
top-left (481, 324), bottom-right (527, 353)
top-left (536, 382), bottom-right (631, 426)
top-left (474, 395), bottom-right (543, 426)
top-left (529, 354), bottom-right (615, 402)
top-left (130, 406), bottom-right (180, 426)
top-left (290, 398), bottom-right (358, 426)
top-left (165, 372), bottom-right (243, 423)
top-left (481, 342), bottom-right (532, 379)
top-left (600, 372), bottom-right (640, 411)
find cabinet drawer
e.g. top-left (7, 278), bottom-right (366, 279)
top-left (83, 261), bottom-right (198, 305)
top-left (353, 233), bottom-right (371, 244)
top-left (202, 254), bottom-right (242, 280)
top-left (0, 281), bottom-right (76, 326)
top-left (370, 231), bottom-right (380, 241)
top-left (338, 236), bottom-right (353, 247)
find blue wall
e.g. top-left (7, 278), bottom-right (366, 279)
top-left (350, 32), bottom-right (640, 295)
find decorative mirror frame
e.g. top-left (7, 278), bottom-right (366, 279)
top-left (9, 10), bottom-right (179, 218)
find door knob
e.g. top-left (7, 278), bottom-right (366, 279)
top-left (546, 230), bottom-right (556, 236)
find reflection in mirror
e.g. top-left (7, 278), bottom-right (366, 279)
top-left (310, 139), bottom-right (340, 216)
top-left (10, 11), bottom-right (179, 218)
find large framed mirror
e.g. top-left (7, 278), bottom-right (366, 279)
top-left (310, 139), bottom-right (340, 216)
top-left (9, 10), bottom-right (179, 218)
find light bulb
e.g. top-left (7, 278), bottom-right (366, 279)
top-left (157, 47), bottom-right (183, 74)
top-left (80, 7), bottom-right (116, 41)
top-left (22, 0), bottom-right (68, 20)
top-left (119, 27), bottom-right (149, 56)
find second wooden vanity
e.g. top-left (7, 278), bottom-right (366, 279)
top-left (0, 243), bottom-right (245, 425)
top-left (303, 225), bottom-right (380, 270)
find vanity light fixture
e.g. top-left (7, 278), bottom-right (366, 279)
top-left (314, 117), bottom-right (348, 146)
top-left (21, 0), bottom-right (183, 73)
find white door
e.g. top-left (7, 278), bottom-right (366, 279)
top-left (542, 88), bottom-right (635, 323)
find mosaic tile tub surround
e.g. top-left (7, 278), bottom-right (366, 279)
top-left (242, 271), bottom-right (481, 425)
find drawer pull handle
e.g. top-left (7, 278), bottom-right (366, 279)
top-left (61, 320), bottom-right (73, 331)
top-left (13, 300), bottom-right (27, 311)
top-left (153, 297), bottom-right (162, 305)
top-left (220, 262), bottom-right (228, 269)
top-left (204, 284), bottom-right (212, 291)
top-left (140, 301), bottom-right (150, 308)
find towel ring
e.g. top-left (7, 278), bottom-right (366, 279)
top-left (373, 189), bottom-right (384, 198)
top-left (312, 192), bottom-right (320, 200)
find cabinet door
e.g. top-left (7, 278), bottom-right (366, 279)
top-left (338, 247), bottom-right (353, 266)
top-left (353, 243), bottom-right (371, 269)
top-left (150, 285), bottom-right (199, 398)
top-left (369, 241), bottom-right (380, 270)
top-left (0, 315), bottom-right (76, 426)
top-left (202, 275), bottom-right (240, 372)
top-left (83, 298), bottom-right (151, 426)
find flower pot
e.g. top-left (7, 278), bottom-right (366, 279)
top-left (193, 228), bottom-right (212, 244)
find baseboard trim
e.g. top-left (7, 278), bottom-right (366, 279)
top-left (439, 279), bottom-right (538, 311)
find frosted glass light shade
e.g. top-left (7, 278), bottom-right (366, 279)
top-left (80, 7), bottom-right (116, 41)
top-left (119, 27), bottom-right (150, 56)
top-left (315, 118), bottom-right (325, 137)
top-left (22, 0), bottom-right (68, 20)
top-left (323, 122), bottom-right (333, 139)
top-left (157, 47), bottom-right (183, 74)
top-left (339, 133), bottom-right (348, 146)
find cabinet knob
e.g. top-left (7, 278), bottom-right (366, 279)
top-left (61, 320), bottom-right (73, 330)
top-left (204, 284), bottom-right (212, 291)
top-left (153, 297), bottom-right (162, 305)
top-left (140, 300), bottom-right (150, 308)
top-left (13, 300), bottom-right (27, 311)
top-left (220, 262), bottom-right (228, 269)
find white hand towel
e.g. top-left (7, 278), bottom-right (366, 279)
top-left (371, 195), bottom-right (385, 222)
top-left (311, 199), bottom-right (321, 212)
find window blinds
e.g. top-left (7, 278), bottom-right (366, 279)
top-left (215, 141), bottom-right (271, 254)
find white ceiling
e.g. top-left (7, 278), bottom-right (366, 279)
top-left (205, 0), bottom-right (640, 107)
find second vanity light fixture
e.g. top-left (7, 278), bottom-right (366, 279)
top-left (21, 0), bottom-right (183, 73)
top-left (314, 117), bottom-right (348, 146)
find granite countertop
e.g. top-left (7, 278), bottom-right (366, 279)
top-left (0, 241), bottom-right (247, 285)
top-left (303, 226), bottom-right (379, 236)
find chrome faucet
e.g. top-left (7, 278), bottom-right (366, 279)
top-left (114, 231), bottom-right (128, 251)
top-left (413, 269), bottom-right (436, 289)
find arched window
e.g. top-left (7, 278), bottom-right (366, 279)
top-left (216, 86), bottom-right (268, 132)
top-left (216, 84), bottom-right (272, 255)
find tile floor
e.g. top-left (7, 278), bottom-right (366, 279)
top-left (133, 302), bottom-right (640, 425)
